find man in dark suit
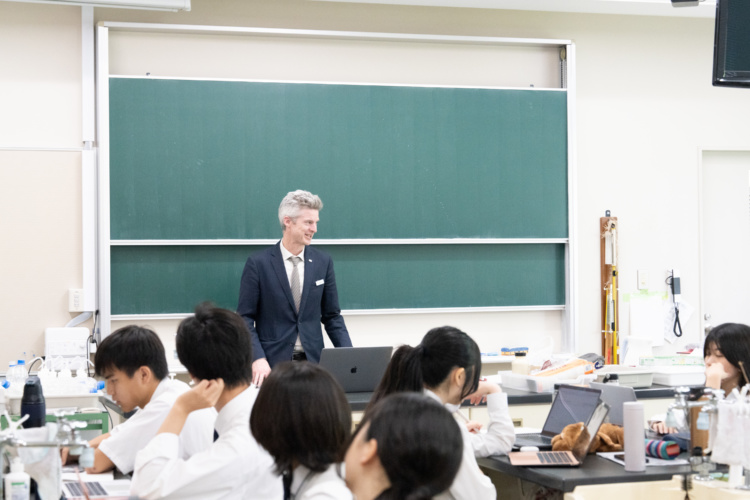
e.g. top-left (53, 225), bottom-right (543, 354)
top-left (237, 190), bottom-right (352, 386)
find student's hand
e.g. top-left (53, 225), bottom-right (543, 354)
top-left (465, 420), bottom-right (483, 434)
top-left (87, 432), bottom-right (109, 449)
top-left (464, 380), bottom-right (501, 405)
top-left (252, 358), bottom-right (272, 387)
top-left (705, 363), bottom-right (728, 390)
top-left (650, 421), bottom-right (677, 435)
top-left (176, 379), bottom-right (225, 414)
top-left (60, 447), bottom-right (78, 465)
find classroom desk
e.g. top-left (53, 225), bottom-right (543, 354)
top-left (476, 454), bottom-right (693, 493)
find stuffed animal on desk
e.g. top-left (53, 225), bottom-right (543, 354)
top-left (551, 422), bottom-right (625, 454)
top-left (551, 422), bottom-right (591, 457)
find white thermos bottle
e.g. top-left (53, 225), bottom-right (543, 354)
top-left (623, 401), bottom-right (646, 472)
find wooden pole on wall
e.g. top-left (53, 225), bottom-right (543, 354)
top-left (600, 212), bottom-right (619, 364)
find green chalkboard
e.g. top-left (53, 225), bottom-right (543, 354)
top-left (109, 78), bottom-right (568, 240)
top-left (107, 77), bottom-right (569, 314)
top-left (110, 244), bottom-right (565, 314)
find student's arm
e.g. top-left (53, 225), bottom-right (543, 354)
top-left (465, 382), bottom-right (515, 457)
top-left (61, 432), bottom-right (111, 466)
top-left (86, 448), bottom-right (116, 474)
top-left (156, 379), bottom-right (224, 436)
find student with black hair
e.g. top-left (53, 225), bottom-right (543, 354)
top-left (131, 303), bottom-right (282, 500)
top-left (366, 326), bottom-right (514, 500)
top-left (251, 362), bottom-right (352, 500)
top-left (345, 392), bottom-right (463, 500)
top-left (652, 322), bottom-right (750, 435)
top-left (67, 325), bottom-right (215, 474)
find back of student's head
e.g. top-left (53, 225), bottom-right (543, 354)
top-left (358, 393), bottom-right (462, 500)
top-left (368, 326), bottom-right (481, 411)
top-left (176, 302), bottom-right (253, 388)
top-left (250, 361), bottom-right (351, 475)
top-left (704, 322), bottom-right (750, 386)
top-left (95, 325), bottom-right (168, 380)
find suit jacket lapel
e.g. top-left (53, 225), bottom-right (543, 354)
top-left (270, 242), bottom-right (297, 313)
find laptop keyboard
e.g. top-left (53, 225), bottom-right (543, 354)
top-left (538, 451), bottom-right (575, 464)
top-left (65, 481), bottom-right (107, 497)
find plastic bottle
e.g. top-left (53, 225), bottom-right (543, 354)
top-left (512, 352), bottom-right (530, 375)
top-left (0, 384), bottom-right (7, 415)
top-left (20, 377), bottom-right (45, 429)
top-left (6, 362), bottom-right (21, 398)
top-left (75, 369), bottom-right (97, 395)
top-left (16, 360), bottom-right (28, 386)
top-left (4, 457), bottom-right (30, 500)
top-left (623, 401), bottom-right (646, 472)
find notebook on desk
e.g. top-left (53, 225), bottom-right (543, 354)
top-left (509, 400), bottom-right (609, 467)
top-left (514, 385), bottom-right (603, 450)
top-left (319, 346), bottom-right (393, 393)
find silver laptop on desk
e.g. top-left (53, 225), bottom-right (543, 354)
top-left (588, 382), bottom-right (637, 427)
top-left (319, 346), bottom-right (393, 393)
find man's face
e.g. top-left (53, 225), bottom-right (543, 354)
top-left (103, 367), bottom-right (143, 413)
top-left (284, 208), bottom-right (319, 248)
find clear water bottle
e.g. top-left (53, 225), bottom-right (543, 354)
top-left (16, 360), bottom-right (28, 386)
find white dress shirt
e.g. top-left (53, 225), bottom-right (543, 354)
top-left (98, 378), bottom-right (215, 474)
top-left (290, 464), bottom-right (352, 500)
top-left (468, 391), bottom-right (515, 457)
top-left (424, 390), bottom-right (497, 500)
top-left (280, 241), bottom-right (305, 291)
top-left (130, 386), bottom-right (283, 500)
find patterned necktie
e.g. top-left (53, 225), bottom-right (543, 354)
top-left (288, 256), bottom-right (302, 312)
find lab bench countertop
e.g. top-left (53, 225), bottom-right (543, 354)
top-left (344, 384), bottom-right (678, 412)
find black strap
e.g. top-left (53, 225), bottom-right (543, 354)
top-left (282, 470), bottom-right (293, 500)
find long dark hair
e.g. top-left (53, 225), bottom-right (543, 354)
top-left (704, 322), bottom-right (750, 387)
top-left (367, 326), bottom-right (481, 413)
top-left (250, 362), bottom-right (351, 475)
top-left (357, 393), bottom-right (463, 500)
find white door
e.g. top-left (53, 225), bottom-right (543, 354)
top-left (700, 150), bottom-right (750, 335)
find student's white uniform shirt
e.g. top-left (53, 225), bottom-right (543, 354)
top-left (98, 378), bottom-right (215, 474)
top-left (467, 391), bottom-right (515, 457)
top-left (130, 386), bottom-right (282, 500)
top-left (424, 390), bottom-right (497, 500)
top-left (289, 464), bottom-right (352, 500)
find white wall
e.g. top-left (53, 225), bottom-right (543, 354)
top-left (2, 0), bottom-right (749, 371)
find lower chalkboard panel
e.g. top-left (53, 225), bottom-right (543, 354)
top-left (110, 243), bottom-right (565, 315)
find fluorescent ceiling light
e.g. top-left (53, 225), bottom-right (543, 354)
top-left (0, 0), bottom-right (190, 11)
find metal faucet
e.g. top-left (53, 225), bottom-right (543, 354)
top-left (1, 410), bottom-right (93, 496)
top-left (665, 386), bottom-right (722, 436)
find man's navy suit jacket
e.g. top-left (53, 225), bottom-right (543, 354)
top-left (237, 242), bottom-right (352, 367)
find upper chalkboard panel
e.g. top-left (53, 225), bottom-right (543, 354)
top-left (109, 78), bottom-right (568, 240)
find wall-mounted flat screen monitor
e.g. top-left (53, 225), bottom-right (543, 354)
top-left (713, 0), bottom-right (750, 88)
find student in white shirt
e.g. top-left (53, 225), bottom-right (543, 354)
top-left (365, 326), bottom-right (514, 500)
top-left (345, 393), bottom-right (462, 500)
top-left (250, 361), bottom-right (352, 500)
top-left (62, 325), bottom-right (215, 474)
top-left (130, 303), bottom-right (282, 500)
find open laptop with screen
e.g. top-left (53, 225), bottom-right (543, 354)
top-left (589, 382), bottom-right (637, 427)
top-left (319, 346), bottom-right (393, 393)
top-left (514, 385), bottom-right (602, 450)
top-left (509, 400), bottom-right (610, 467)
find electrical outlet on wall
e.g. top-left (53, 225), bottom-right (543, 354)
top-left (637, 270), bottom-right (649, 290)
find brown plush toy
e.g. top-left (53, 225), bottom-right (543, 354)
top-left (551, 422), bottom-right (625, 455)
top-left (550, 422), bottom-right (591, 457)
top-left (591, 423), bottom-right (624, 452)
